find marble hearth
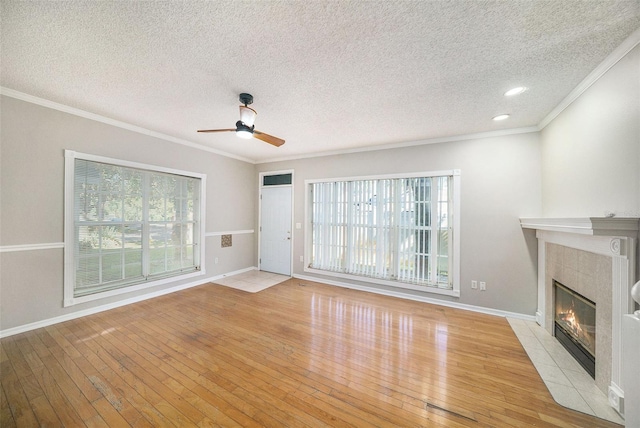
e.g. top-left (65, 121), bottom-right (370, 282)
top-left (520, 217), bottom-right (639, 417)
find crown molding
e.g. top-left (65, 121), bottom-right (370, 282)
top-left (538, 27), bottom-right (640, 130)
top-left (257, 126), bottom-right (540, 164)
top-left (0, 87), bottom-right (256, 164)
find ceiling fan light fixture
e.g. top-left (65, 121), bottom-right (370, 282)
top-left (197, 94), bottom-right (284, 147)
top-left (235, 121), bottom-right (254, 139)
top-left (236, 129), bottom-right (253, 139)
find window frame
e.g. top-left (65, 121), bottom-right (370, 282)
top-left (304, 170), bottom-right (461, 297)
top-left (63, 150), bottom-right (206, 306)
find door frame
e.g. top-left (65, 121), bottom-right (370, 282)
top-left (258, 169), bottom-right (294, 276)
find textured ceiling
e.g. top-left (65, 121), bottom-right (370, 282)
top-left (2, 1), bottom-right (639, 163)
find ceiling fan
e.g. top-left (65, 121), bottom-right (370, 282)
top-left (198, 93), bottom-right (285, 147)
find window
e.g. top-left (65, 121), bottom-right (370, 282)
top-left (64, 151), bottom-right (205, 305)
top-left (263, 173), bottom-right (292, 186)
top-left (306, 171), bottom-right (460, 296)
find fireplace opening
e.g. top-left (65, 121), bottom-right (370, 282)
top-left (553, 280), bottom-right (596, 379)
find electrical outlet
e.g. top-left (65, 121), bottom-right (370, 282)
top-left (215, 257), bottom-right (219, 264)
top-left (480, 281), bottom-right (486, 291)
top-left (471, 280), bottom-right (477, 289)
top-left (299, 255), bottom-right (304, 262)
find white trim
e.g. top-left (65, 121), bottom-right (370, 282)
top-left (216, 266), bottom-right (257, 278)
top-left (258, 170), bottom-right (295, 275)
top-left (452, 170), bottom-right (461, 293)
top-left (538, 27), bottom-right (640, 130)
top-left (304, 170), bottom-right (461, 296)
top-left (0, 267), bottom-right (257, 339)
top-left (304, 169), bottom-right (460, 185)
top-left (199, 178), bottom-right (207, 276)
top-left (303, 267), bottom-right (460, 297)
top-left (0, 242), bottom-right (64, 253)
top-left (205, 230), bottom-right (254, 237)
top-left (524, 224), bottom-right (638, 411)
top-left (0, 87), bottom-right (254, 164)
top-left (257, 127), bottom-right (539, 164)
top-left (63, 150), bottom-right (76, 304)
top-left (2, 87), bottom-right (542, 166)
top-left (520, 217), bottom-right (640, 238)
top-left (65, 270), bottom-right (206, 307)
top-left (294, 274), bottom-right (535, 321)
top-left (65, 150), bottom-right (207, 180)
top-left (1, 266), bottom-right (533, 339)
top-left (259, 169), bottom-right (294, 185)
top-left (536, 240), bottom-right (546, 327)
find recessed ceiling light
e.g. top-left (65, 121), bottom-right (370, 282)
top-left (492, 114), bottom-right (510, 121)
top-left (504, 87), bottom-right (527, 96)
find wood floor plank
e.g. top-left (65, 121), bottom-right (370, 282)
top-left (65, 333), bottom-right (163, 427)
top-left (0, 380), bottom-right (17, 428)
top-left (14, 329), bottom-right (100, 425)
top-left (1, 278), bottom-right (623, 427)
top-left (80, 345), bottom-right (180, 426)
top-left (80, 316), bottom-right (206, 426)
top-left (28, 394), bottom-right (64, 427)
top-left (0, 361), bottom-right (39, 427)
top-left (31, 367), bottom-right (88, 427)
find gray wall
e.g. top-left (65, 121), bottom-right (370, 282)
top-left (0, 96), bottom-right (256, 330)
top-left (257, 132), bottom-right (542, 315)
top-left (541, 44), bottom-right (640, 218)
top-left (4, 43), bottom-right (637, 331)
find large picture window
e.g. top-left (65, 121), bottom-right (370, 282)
top-left (306, 171), bottom-right (460, 296)
top-left (64, 151), bottom-right (205, 305)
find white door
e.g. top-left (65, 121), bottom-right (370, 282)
top-left (260, 186), bottom-right (292, 275)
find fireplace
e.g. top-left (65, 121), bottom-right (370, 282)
top-left (554, 280), bottom-right (596, 378)
top-left (520, 217), bottom-right (639, 414)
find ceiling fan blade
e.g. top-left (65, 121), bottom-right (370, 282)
top-left (254, 130), bottom-right (285, 147)
top-left (197, 128), bottom-right (235, 133)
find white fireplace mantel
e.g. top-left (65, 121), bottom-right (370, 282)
top-left (520, 217), bottom-right (640, 238)
top-left (520, 217), bottom-right (639, 415)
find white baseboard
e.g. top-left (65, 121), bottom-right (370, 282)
top-left (0, 267), bottom-right (258, 338)
top-left (294, 273), bottom-right (537, 321)
top-left (2, 267), bottom-right (533, 338)
top-left (535, 311), bottom-right (544, 325)
top-left (216, 266), bottom-right (257, 277)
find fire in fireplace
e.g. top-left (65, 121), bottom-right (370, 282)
top-left (554, 280), bottom-right (596, 378)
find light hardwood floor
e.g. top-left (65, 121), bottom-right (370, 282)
top-left (1, 278), bottom-right (621, 427)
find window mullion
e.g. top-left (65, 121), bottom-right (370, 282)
top-left (375, 180), bottom-right (384, 278)
top-left (120, 173), bottom-right (126, 280)
top-left (447, 176), bottom-right (454, 287)
top-left (430, 177), bottom-right (439, 285)
top-left (142, 172), bottom-right (150, 278)
top-left (346, 181), bottom-right (354, 274)
top-left (393, 179), bottom-right (401, 281)
top-left (322, 184), bottom-right (329, 270)
top-left (193, 180), bottom-right (201, 268)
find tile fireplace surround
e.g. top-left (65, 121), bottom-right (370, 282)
top-left (520, 217), bottom-right (639, 420)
